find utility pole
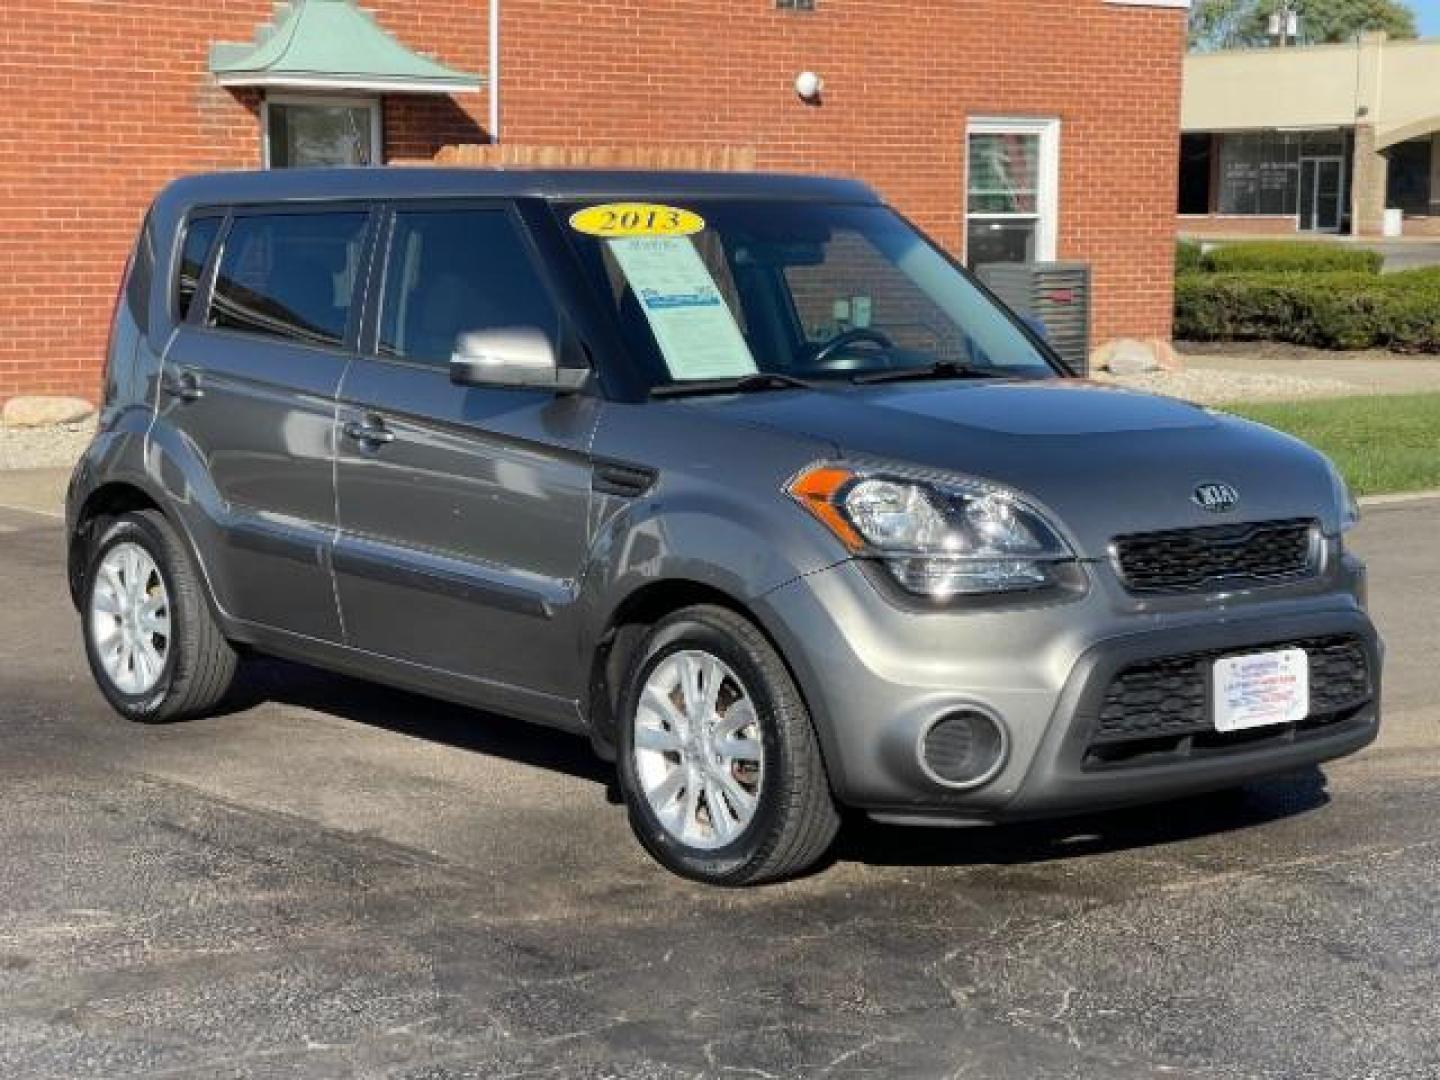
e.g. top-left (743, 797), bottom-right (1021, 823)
top-left (1268, 4), bottom-right (1301, 47)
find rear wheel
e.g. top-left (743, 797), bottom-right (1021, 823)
top-left (82, 511), bottom-right (238, 722)
top-left (616, 605), bottom-right (839, 885)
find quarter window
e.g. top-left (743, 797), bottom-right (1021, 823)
top-left (124, 215), bottom-right (155, 334)
top-left (966, 118), bottom-right (1060, 268)
top-left (175, 216), bottom-right (222, 321)
top-left (209, 212), bottom-right (369, 348)
top-left (378, 210), bottom-right (558, 366)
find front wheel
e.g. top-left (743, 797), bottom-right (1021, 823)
top-left (81, 510), bottom-right (239, 722)
top-left (616, 605), bottom-right (840, 885)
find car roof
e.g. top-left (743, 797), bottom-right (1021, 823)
top-left (154, 167), bottom-right (881, 212)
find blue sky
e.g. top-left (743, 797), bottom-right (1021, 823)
top-left (1417, 0), bottom-right (1440, 36)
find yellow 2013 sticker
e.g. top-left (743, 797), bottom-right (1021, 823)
top-left (569, 203), bottom-right (705, 238)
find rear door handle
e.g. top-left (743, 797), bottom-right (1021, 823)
top-left (343, 416), bottom-right (395, 446)
top-left (162, 370), bottom-right (204, 402)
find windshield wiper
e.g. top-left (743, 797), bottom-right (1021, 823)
top-left (851, 360), bottom-right (1007, 386)
top-left (650, 372), bottom-right (818, 399)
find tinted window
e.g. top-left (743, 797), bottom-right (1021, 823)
top-left (209, 212), bottom-right (369, 348)
top-left (176, 216), bottom-right (222, 321)
top-left (379, 209), bottom-right (558, 366)
top-left (124, 215), bottom-right (155, 334)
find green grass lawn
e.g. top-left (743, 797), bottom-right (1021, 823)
top-left (1222, 393), bottom-right (1440, 498)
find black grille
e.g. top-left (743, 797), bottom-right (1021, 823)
top-left (1093, 635), bottom-right (1372, 746)
top-left (1113, 519), bottom-right (1317, 593)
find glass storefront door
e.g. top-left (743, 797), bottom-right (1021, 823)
top-left (1300, 158), bottom-right (1344, 232)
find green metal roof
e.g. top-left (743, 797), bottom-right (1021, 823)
top-left (210, 0), bottom-right (482, 94)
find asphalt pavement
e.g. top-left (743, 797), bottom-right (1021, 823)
top-left (0, 473), bottom-right (1437, 1079)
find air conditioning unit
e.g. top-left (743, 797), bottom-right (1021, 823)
top-left (976, 262), bottom-right (1092, 376)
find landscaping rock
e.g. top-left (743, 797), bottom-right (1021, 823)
top-left (1094, 338), bottom-right (1162, 376)
top-left (1152, 339), bottom-right (1185, 373)
top-left (2, 395), bottom-right (94, 428)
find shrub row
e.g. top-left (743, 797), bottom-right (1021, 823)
top-left (1177, 240), bottom-right (1384, 276)
top-left (1176, 239), bottom-right (1206, 276)
top-left (1175, 269), bottom-right (1440, 352)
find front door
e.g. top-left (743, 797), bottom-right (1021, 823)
top-left (332, 204), bottom-right (598, 705)
top-left (1300, 157), bottom-right (1344, 232)
top-left (160, 206), bottom-right (374, 639)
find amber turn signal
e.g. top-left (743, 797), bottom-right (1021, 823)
top-left (786, 465), bottom-right (864, 551)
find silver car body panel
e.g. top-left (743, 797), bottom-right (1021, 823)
top-left (68, 167), bottom-right (1382, 822)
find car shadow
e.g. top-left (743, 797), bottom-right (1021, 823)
top-left (222, 656), bottom-right (617, 791)
top-left (832, 767), bottom-right (1332, 870)
top-left (219, 657), bottom-right (1332, 871)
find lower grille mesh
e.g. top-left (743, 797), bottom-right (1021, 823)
top-left (1093, 635), bottom-right (1372, 745)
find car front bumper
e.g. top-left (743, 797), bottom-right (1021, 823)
top-left (754, 552), bottom-right (1381, 823)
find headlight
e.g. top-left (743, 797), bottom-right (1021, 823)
top-left (787, 464), bottom-right (1073, 598)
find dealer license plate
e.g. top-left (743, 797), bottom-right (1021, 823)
top-left (1212, 649), bottom-right (1310, 733)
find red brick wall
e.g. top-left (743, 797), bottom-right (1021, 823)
top-left (1178, 215), bottom-right (1301, 237)
top-left (0, 0), bottom-right (1183, 404)
top-left (496, 0), bottom-right (1185, 347)
top-left (0, 0), bottom-right (486, 403)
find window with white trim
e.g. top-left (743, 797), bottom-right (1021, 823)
top-left (263, 95), bottom-right (382, 169)
top-left (965, 118), bottom-right (1060, 268)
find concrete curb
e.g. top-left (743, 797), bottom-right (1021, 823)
top-left (1359, 489), bottom-right (1440, 508)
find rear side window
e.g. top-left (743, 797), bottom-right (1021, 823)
top-left (378, 209), bottom-right (558, 366)
top-left (124, 215), bottom-right (155, 334)
top-left (175, 216), bottom-right (222, 321)
top-left (209, 212), bottom-right (369, 349)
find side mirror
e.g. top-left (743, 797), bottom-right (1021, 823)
top-left (450, 328), bottom-right (588, 393)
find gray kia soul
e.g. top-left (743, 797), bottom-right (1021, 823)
top-left (69, 168), bottom-right (1381, 884)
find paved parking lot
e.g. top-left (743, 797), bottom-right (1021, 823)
top-left (1, 478), bottom-right (1438, 1079)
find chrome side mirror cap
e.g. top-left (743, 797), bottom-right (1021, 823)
top-left (450, 328), bottom-right (588, 393)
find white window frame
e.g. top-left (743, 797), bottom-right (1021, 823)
top-left (964, 117), bottom-right (1061, 265)
top-left (261, 93), bottom-right (384, 169)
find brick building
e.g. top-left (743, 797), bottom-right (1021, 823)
top-left (0, 0), bottom-right (1189, 404)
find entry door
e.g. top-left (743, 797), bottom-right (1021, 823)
top-left (332, 205), bottom-right (598, 702)
top-left (160, 207), bottom-right (374, 640)
top-left (1300, 158), bottom-right (1344, 232)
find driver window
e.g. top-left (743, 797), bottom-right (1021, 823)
top-left (782, 231), bottom-right (967, 362)
top-left (379, 209), bottom-right (558, 367)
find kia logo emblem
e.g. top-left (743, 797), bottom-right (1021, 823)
top-left (1193, 482), bottom-right (1240, 513)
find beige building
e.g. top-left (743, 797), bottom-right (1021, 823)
top-left (1181, 32), bottom-right (1440, 236)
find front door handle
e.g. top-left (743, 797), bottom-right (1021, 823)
top-left (162, 370), bottom-right (204, 402)
top-left (343, 416), bottom-right (395, 446)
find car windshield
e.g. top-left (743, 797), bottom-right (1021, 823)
top-left (557, 199), bottom-right (1059, 392)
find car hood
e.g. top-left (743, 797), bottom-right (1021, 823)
top-left (676, 379), bottom-right (1341, 558)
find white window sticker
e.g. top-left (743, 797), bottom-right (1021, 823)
top-left (607, 236), bottom-right (758, 381)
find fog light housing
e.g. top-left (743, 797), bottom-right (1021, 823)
top-left (919, 709), bottom-right (1008, 790)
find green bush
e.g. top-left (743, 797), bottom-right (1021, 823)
top-left (1201, 241), bottom-right (1384, 276)
top-left (1175, 269), bottom-right (1440, 352)
top-left (1176, 240), bottom-right (1206, 276)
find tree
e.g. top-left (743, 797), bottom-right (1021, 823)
top-left (1189, 0), bottom-right (1418, 51)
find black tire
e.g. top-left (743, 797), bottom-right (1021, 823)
top-left (616, 605), bottom-right (840, 885)
top-left (81, 510), bottom-right (238, 722)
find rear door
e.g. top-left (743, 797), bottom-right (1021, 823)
top-left (160, 204), bottom-right (375, 639)
top-left (332, 201), bottom-right (599, 703)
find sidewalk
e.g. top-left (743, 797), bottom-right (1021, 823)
top-left (0, 468), bottom-right (68, 519)
top-left (1104, 345), bottom-right (1440, 404)
top-left (1184, 348), bottom-right (1440, 396)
